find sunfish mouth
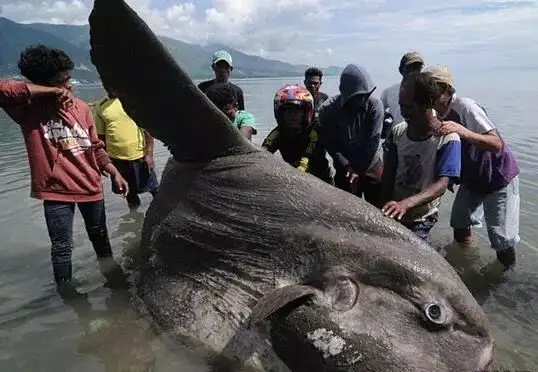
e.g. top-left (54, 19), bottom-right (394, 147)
top-left (476, 343), bottom-right (495, 371)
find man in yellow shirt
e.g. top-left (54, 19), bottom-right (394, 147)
top-left (93, 86), bottom-right (159, 210)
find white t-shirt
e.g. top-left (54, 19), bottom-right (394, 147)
top-left (386, 122), bottom-right (462, 222)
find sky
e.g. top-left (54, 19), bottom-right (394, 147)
top-left (1, 0), bottom-right (537, 80)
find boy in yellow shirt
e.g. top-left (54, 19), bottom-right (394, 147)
top-left (93, 86), bottom-right (159, 210)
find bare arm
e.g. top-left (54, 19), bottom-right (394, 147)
top-left (459, 129), bottom-right (502, 153)
top-left (240, 126), bottom-right (254, 140)
top-left (401, 177), bottom-right (449, 210)
top-left (458, 102), bottom-right (502, 152)
top-left (86, 108), bottom-right (129, 196)
top-left (382, 136), bottom-right (461, 220)
top-left (144, 130), bottom-right (154, 156)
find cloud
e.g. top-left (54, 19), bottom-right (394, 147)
top-left (1, 0), bottom-right (537, 79)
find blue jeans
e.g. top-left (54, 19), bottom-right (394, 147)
top-left (401, 213), bottom-right (439, 241)
top-left (43, 200), bottom-right (113, 284)
top-left (450, 176), bottom-right (520, 252)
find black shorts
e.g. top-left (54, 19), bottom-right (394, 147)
top-left (111, 157), bottom-right (159, 195)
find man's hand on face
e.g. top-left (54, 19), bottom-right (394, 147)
top-left (54, 87), bottom-right (74, 107)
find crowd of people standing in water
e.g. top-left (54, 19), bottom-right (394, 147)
top-left (0, 43), bottom-right (520, 292)
top-left (198, 49), bottom-right (520, 273)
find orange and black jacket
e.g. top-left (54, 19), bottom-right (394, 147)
top-left (262, 126), bottom-right (332, 183)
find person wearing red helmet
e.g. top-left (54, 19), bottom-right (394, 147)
top-left (262, 84), bottom-right (332, 184)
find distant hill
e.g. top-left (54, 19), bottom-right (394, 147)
top-left (0, 17), bottom-right (343, 82)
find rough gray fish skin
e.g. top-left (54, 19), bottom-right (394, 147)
top-left (88, 1), bottom-right (495, 371)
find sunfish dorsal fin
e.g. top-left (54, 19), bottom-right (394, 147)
top-left (88, 0), bottom-right (258, 161)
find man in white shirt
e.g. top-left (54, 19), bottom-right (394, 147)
top-left (381, 72), bottom-right (461, 242)
top-left (380, 52), bottom-right (425, 138)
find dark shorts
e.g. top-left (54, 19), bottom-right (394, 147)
top-left (334, 172), bottom-right (382, 208)
top-left (111, 157), bottom-right (159, 195)
top-left (401, 213), bottom-right (439, 241)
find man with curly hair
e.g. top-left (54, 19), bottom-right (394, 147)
top-left (0, 44), bottom-right (129, 288)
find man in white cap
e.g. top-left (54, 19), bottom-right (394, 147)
top-left (426, 65), bottom-right (520, 270)
top-left (198, 50), bottom-right (245, 110)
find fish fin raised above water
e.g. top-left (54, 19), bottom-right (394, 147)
top-left (88, 0), bottom-right (258, 161)
top-left (249, 285), bottom-right (318, 327)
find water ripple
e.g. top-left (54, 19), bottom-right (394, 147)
top-left (0, 81), bottom-right (537, 371)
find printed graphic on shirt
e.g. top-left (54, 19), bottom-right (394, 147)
top-left (399, 154), bottom-right (423, 195)
top-left (389, 122), bottom-right (461, 221)
top-left (43, 119), bottom-right (92, 155)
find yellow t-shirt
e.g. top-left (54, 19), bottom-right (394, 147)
top-left (93, 97), bottom-right (145, 161)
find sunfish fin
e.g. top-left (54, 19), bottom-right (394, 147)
top-left (88, 0), bottom-right (258, 161)
top-left (249, 285), bottom-right (318, 327)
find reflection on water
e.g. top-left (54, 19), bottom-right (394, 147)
top-left (57, 271), bottom-right (156, 372)
top-left (443, 242), bottom-right (508, 304)
top-left (0, 77), bottom-right (537, 370)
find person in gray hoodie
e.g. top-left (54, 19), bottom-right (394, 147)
top-left (318, 64), bottom-right (384, 207)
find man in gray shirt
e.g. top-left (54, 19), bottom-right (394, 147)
top-left (318, 64), bottom-right (384, 207)
top-left (380, 52), bottom-right (425, 137)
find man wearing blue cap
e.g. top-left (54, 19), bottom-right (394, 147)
top-left (198, 50), bottom-right (245, 110)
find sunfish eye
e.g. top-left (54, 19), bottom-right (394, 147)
top-left (425, 303), bottom-right (444, 324)
top-left (325, 277), bottom-right (358, 312)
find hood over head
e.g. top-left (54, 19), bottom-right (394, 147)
top-left (339, 64), bottom-right (376, 105)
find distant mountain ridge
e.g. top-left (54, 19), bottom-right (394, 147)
top-left (0, 17), bottom-right (343, 82)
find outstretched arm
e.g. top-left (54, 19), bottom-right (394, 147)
top-left (85, 106), bottom-right (130, 196)
top-left (437, 103), bottom-right (502, 152)
top-left (382, 136), bottom-right (461, 220)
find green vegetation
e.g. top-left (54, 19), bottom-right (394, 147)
top-left (0, 17), bottom-right (342, 82)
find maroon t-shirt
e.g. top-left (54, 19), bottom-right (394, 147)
top-left (0, 80), bottom-right (111, 202)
